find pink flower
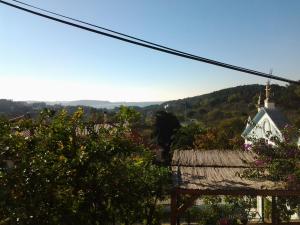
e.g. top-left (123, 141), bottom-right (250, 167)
top-left (244, 143), bottom-right (252, 151)
top-left (267, 157), bottom-right (272, 162)
top-left (254, 159), bottom-right (265, 166)
top-left (287, 174), bottom-right (296, 182)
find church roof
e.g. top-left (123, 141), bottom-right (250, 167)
top-left (241, 107), bottom-right (289, 138)
top-left (264, 108), bottom-right (289, 129)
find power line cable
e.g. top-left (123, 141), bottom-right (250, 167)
top-left (11, 0), bottom-right (254, 68)
top-left (11, 0), bottom-right (263, 68)
top-left (10, 0), bottom-right (200, 58)
top-left (1, 0), bottom-right (299, 85)
top-left (7, 0), bottom-right (282, 75)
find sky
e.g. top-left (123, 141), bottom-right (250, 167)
top-left (0, 0), bottom-right (300, 102)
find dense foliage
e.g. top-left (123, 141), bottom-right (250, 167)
top-left (0, 107), bottom-right (170, 225)
top-left (180, 196), bottom-right (256, 225)
top-left (170, 123), bottom-right (203, 151)
top-left (170, 118), bottom-right (244, 151)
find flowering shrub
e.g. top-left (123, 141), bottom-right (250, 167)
top-left (243, 125), bottom-right (300, 220)
top-left (244, 125), bottom-right (300, 186)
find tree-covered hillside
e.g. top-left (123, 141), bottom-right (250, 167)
top-left (142, 84), bottom-right (300, 128)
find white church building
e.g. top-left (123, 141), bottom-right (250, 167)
top-left (242, 81), bottom-right (299, 221)
top-left (242, 81), bottom-right (289, 145)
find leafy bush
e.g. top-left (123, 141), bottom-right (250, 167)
top-left (178, 196), bottom-right (255, 225)
top-left (0, 108), bottom-right (170, 225)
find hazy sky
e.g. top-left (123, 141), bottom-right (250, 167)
top-left (0, 0), bottom-right (300, 101)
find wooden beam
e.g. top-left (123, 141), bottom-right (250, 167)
top-left (176, 188), bottom-right (300, 196)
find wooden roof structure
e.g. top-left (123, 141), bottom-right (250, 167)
top-left (170, 149), bottom-right (300, 225)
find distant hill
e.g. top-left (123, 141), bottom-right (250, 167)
top-left (140, 84), bottom-right (300, 127)
top-left (1, 84), bottom-right (300, 128)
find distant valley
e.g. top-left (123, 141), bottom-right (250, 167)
top-left (27, 100), bottom-right (163, 109)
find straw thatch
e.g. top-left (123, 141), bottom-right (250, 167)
top-left (172, 150), bottom-right (285, 191)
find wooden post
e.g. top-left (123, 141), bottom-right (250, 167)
top-left (177, 216), bottom-right (180, 225)
top-left (261, 196), bottom-right (265, 223)
top-left (177, 193), bottom-right (180, 225)
top-left (187, 210), bottom-right (191, 225)
top-left (171, 190), bottom-right (178, 225)
top-left (272, 196), bottom-right (279, 225)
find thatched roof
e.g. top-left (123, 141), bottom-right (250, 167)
top-left (172, 150), bottom-right (286, 192)
top-left (172, 150), bottom-right (254, 167)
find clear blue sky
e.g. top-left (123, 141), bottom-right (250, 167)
top-left (0, 0), bottom-right (299, 101)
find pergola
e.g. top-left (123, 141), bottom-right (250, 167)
top-left (171, 150), bottom-right (300, 225)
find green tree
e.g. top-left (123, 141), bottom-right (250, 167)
top-left (171, 123), bottom-right (203, 151)
top-left (152, 111), bottom-right (180, 165)
top-left (0, 108), bottom-right (170, 225)
top-left (193, 118), bottom-right (244, 150)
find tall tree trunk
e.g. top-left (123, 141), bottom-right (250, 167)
top-left (146, 197), bottom-right (158, 225)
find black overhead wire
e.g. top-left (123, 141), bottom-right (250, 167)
top-left (1, 0), bottom-right (299, 85)
top-left (9, 0), bottom-right (237, 65)
top-left (9, 0), bottom-right (199, 58)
